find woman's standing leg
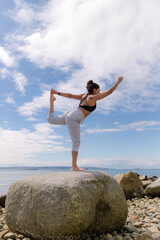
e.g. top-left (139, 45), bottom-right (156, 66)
top-left (71, 151), bottom-right (85, 171)
top-left (65, 113), bottom-right (85, 171)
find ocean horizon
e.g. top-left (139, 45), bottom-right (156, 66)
top-left (0, 166), bottom-right (160, 196)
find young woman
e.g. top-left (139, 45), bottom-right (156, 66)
top-left (47, 76), bottom-right (124, 171)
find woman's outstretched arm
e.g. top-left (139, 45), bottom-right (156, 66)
top-left (93, 76), bottom-right (124, 101)
top-left (50, 89), bottom-right (84, 100)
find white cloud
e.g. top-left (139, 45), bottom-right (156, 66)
top-left (13, 71), bottom-right (28, 95)
top-left (0, 46), bottom-right (15, 67)
top-left (79, 157), bottom-right (160, 168)
top-left (86, 120), bottom-right (160, 134)
top-left (0, 68), bottom-right (11, 79)
top-left (7, 0), bottom-right (160, 113)
top-left (0, 123), bottom-right (70, 166)
top-left (17, 90), bottom-right (78, 117)
top-left (5, 96), bottom-right (16, 105)
top-left (26, 117), bottom-right (40, 122)
top-left (0, 68), bottom-right (28, 96)
top-left (11, 0), bottom-right (36, 25)
top-left (18, 90), bottom-right (50, 116)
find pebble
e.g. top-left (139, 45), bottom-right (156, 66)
top-left (140, 232), bottom-right (153, 239)
top-left (115, 235), bottom-right (123, 240)
top-left (0, 196), bottom-right (160, 240)
top-left (3, 232), bottom-right (16, 240)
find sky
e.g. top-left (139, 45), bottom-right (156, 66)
top-left (0, 0), bottom-right (160, 169)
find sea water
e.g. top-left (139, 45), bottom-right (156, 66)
top-left (0, 167), bottom-right (160, 196)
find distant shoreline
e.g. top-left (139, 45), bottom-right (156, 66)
top-left (0, 167), bottom-right (159, 196)
top-left (0, 166), bottom-right (160, 170)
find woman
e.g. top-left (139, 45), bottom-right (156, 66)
top-left (47, 76), bottom-right (124, 171)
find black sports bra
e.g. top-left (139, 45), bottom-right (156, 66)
top-left (79, 94), bottom-right (96, 112)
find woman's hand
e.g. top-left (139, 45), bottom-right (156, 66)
top-left (117, 76), bottom-right (124, 84)
top-left (50, 89), bottom-right (57, 95)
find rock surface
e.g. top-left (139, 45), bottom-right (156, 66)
top-left (139, 175), bottom-right (157, 190)
top-left (139, 175), bottom-right (148, 181)
top-left (141, 180), bottom-right (153, 189)
top-left (114, 171), bottom-right (144, 199)
top-left (1, 196), bottom-right (160, 240)
top-left (5, 171), bottom-right (128, 240)
top-left (0, 195), bottom-right (6, 208)
top-left (145, 177), bottom-right (160, 197)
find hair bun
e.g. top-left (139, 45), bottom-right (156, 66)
top-left (86, 80), bottom-right (93, 90)
top-left (86, 80), bottom-right (100, 94)
top-left (88, 80), bottom-right (93, 85)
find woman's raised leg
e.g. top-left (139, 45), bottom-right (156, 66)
top-left (49, 92), bottom-right (56, 113)
top-left (47, 91), bottom-right (66, 125)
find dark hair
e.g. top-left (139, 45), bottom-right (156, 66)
top-left (86, 80), bottom-right (100, 94)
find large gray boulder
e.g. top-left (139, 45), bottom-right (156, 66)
top-left (145, 177), bottom-right (160, 197)
top-left (114, 171), bottom-right (144, 199)
top-left (5, 171), bottom-right (128, 240)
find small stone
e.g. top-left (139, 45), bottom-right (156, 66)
top-left (152, 231), bottom-right (160, 239)
top-left (104, 233), bottom-right (113, 239)
top-left (151, 218), bottom-right (159, 223)
top-left (130, 214), bottom-right (140, 221)
top-left (148, 226), bottom-right (159, 233)
top-left (3, 225), bottom-right (9, 231)
top-left (0, 223), bottom-right (3, 229)
top-left (123, 232), bottom-right (130, 236)
top-left (123, 225), bottom-right (139, 233)
top-left (0, 230), bottom-right (10, 239)
top-left (158, 224), bottom-right (160, 230)
top-left (115, 235), bottom-right (123, 240)
top-left (127, 200), bottom-right (132, 207)
top-left (3, 232), bottom-right (16, 240)
top-left (104, 237), bottom-right (113, 240)
top-left (139, 175), bottom-right (148, 181)
top-left (17, 234), bottom-right (27, 239)
top-left (139, 232), bottom-right (153, 240)
top-left (123, 236), bottom-right (132, 240)
top-left (132, 232), bottom-right (141, 238)
top-left (105, 233), bottom-right (113, 238)
top-left (111, 231), bottom-right (117, 236)
top-left (0, 195), bottom-right (7, 208)
top-left (133, 222), bottom-right (143, 228)
top-left (143, 223), bottom-right (151, 227)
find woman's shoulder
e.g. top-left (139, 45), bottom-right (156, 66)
top-left (81, 94), bottom-right (86, 99)
top-left (88, 94), bottom-right (94, 100)
top-left (88, 94), bottom-right (96, 104)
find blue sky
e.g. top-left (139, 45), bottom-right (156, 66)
top-left (0, 0), bottom-right (160, 168)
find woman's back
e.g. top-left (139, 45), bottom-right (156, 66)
top-left (79, 94), bottom-right (96, 114)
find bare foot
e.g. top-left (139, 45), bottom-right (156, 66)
top-left (71, 167), bottom-right (86, 171)
top-left (50, 94), bottom-right (56, 102)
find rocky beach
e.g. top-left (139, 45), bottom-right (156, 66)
top-left (0, 171), bottom-right (160, 240)
top-left (0, 196), bottom-right (160, 240)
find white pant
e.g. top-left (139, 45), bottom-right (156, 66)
top-left (47, 108), bottom-right (85, 151)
